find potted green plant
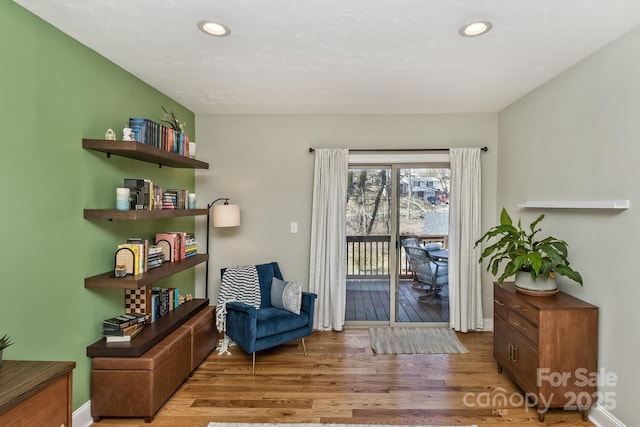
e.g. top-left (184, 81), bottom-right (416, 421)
top-left (475, 207), bottom-right (583, 294)
top-left (0, 334), bottom-right (14, 367)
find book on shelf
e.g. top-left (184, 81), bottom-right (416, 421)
top-left (129, 117), bottom-right (190, 156)
top-left (146, 244), bottom-right (163, 270)
top-left (103, 313), bottom-right (148, 330)
top-left (105, 325), bottom-right (145, 342)
top-left (126, 238), bottom-right (148, 273)
top-left (167, 231), bottom-right (186, 260)
top-left (103, 322), bottom-right (144, 337)
top-left (117, 243), bottom-right (141, 275)
top-left (152, 287), bottom-right (171, 318)
top-left (155, 233), bottom-right (177, 262)
top-left (162, 189), bottom-right (188, 209)
top-left (124, 178), bottom-right (154, 210)
top-left (185, 233), bottom-right (197, 258)
top-left (171, 288), bottom-right (179, 309)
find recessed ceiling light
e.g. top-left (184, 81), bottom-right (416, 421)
top-left (459, 20), bottom-right (492, 37)
top-left (198, 21), bottom-right (231, 37)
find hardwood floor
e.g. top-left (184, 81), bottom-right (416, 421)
top-left (92, 329), bottom-right (594, 427)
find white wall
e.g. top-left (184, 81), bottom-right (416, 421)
top-left (499, 28), bottom-right (640, 425)
top-left (194, 114), bottom-right (498, 321)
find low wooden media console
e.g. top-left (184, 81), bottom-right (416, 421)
top-left (87, 299), bottom-right (216, 423)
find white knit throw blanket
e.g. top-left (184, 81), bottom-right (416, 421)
top-left (215, 265), bottom-right (261, 334)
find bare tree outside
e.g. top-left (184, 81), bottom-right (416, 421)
top-left (346, 168), bottom-right (450, 277)
top-left (345, 167), bottom-right (451, 323)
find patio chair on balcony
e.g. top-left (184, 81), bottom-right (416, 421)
top-left (401, 236), bottom-right (421, 249)
top-left (404, 246), bottom-right (449, 304)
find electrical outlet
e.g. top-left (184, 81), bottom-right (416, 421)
top-left (290, 222), bottom-right (298, 233)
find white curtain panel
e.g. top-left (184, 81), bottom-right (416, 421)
top-left (449, 147), bottom-right (484, 332)
top-left (309, 148), bottom-right (349, 331)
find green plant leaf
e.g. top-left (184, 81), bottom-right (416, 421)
top-left (475, 207), bottom-right (582, 286)
top-left (554, 265), bottom-right (584, 286)
top-left (499, 207), bottom-right (512, 226)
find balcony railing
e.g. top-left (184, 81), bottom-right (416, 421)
top-left (347, 235), bottom-right (390, 279)
top-left (346, 235), bottom-right (447, 279)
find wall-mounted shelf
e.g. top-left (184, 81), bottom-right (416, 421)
top-left (85, 254), bottom-right (208, 289)
top-left (518, 200), bottom-right (629, 209)
top-left (86, 298), bottom-right (209, 357)
top-left (83, 139), bottom-right (209, 169)
top-left (84, 208), bottom-right (208, 220)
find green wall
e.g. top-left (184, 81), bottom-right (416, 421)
top-left (0, 2), bottom-right (197, 410)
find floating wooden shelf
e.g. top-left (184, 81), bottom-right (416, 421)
top-left (83, 139), bottom-right (209, 169)
top-left (86, 298), bottom-right (209, 357)
top-left (85, 254), bottom-right (208, 289)
top-left (518, 200), bottom-right (629, 209)
top-left (84, 208), bottom-right (208, 220)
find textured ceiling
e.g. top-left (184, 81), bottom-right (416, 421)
top-left (13, 0), bottom-right (640, 114)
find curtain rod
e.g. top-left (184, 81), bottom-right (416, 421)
top-left (308, 146), bottom-right (488, 153)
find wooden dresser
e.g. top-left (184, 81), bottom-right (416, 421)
top-left (493, 282), bottom-right (598, 422)
top-left (0, 360), bottom-right (75, 427)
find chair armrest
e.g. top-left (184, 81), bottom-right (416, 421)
top-left (301, 291), bottom-right (317, 317)
top-left (225, 302), bottom-right (258, 353)
top-left (226, 301), bottom-right (257, 315)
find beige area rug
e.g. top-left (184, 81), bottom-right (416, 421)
top-left (368, 327), bottom-right (469, 354)
top-left (209, 423), bottom-right (477, 427)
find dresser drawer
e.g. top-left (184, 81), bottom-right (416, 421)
top-left (493, 284), bottom-right (509, 320)
top-left (509, 311), bottom-right (539, 345)
top-left (508, 294), bottom-right (539, 326)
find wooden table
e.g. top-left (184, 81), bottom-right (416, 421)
top-left (0, 360), bottom-right (75, 427)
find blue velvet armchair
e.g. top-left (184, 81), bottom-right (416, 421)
top-left (223, 262), bottom-right (317, 373)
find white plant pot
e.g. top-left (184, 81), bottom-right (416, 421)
top-left (515, 270), bottom-right (557, 291)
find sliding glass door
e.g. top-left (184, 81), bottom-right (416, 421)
top-left (345, 162), bottom-right (451, 326)
top-left (396, 166), bottom-right (450, 324)
top-left (345, 167), bottom-right (392, 324)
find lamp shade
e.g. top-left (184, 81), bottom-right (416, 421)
top-left (212, 203), bottom-right (240, 227)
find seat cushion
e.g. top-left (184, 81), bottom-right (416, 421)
top-left (256, 307), bottom-right (309, 339)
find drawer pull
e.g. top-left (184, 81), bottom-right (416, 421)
top-left (494, 299), bottom-right (505, 306)
top-left (513, 321), bottom-right (527, 331)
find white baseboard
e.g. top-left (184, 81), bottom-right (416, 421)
top-left (483, 317), bottom-right (493, 331)
top-left (73, 400), bottom-right (93, 427)
top-left (590, 405), bottom-right (627, 427)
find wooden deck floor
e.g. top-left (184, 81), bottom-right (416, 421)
top-left (346, 279), bottom-right (449, 323)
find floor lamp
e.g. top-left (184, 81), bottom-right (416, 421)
top-left (205, 198), bottom-right (240, 299)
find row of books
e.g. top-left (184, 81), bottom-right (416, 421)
top-left (163, 189), bottom-right (188, 209)
top-left (124, 178), bottom-right (192, 211)
top-left (116, 238), bottom-right (164, 276)
top-left (151, 287), bottom-right (180, 321)
top-left (129, 117), bottom-right (190, 157)
top-left (114, 232), bottom-right (197, 276)
top-left (155, 232), bottom-right (197, 263)
top-left (102, 313), bottom-right (149, 343)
